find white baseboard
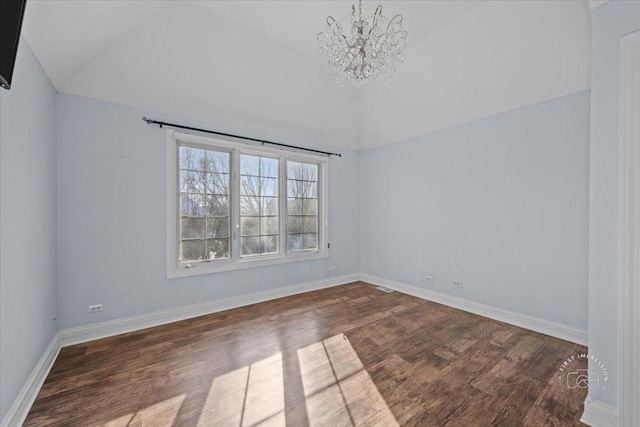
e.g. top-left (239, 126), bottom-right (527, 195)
top-left (581, 398), bottom-right (619, 427)
top-left (59, 273), bottom-right (359, 347)
top-left (359, 273), bottom-right (588, 346)
top-left (1, 333), bottom-right (61, 427)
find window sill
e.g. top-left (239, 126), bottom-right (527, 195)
top-left (167, 251), bottom-right (330, 279)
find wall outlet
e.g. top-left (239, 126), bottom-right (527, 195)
top-left (452, 281), bottom-right (463, 288)
top-left (424, 275), bottom-right (434, 282)
top-left (87, 304), bottom-right (103, 314)
top-left (329, 265), bottom-right (337, 272)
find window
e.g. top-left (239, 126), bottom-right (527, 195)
top-left (167, 131), bottom-right (329, 277)
top-left (240, 154), bottom-right (279, 256)
top-left (179, 146), bottom-right (231, 262)
top-left (287, 162), bottom-right (319, 252)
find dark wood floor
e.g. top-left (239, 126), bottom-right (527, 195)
top-left (25, 282), bottom-right (587, 426)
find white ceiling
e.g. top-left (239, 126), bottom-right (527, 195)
top-left (190, 1), bottom-right (484, 56)
top-left (22, 0), bottom-right (591, 151)
top-left (360, 0), bottom-right (592, 149)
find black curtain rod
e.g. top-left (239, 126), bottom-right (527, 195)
top-left (142, 117), bottom-right (342, 157)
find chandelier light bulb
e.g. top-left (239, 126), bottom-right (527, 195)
top-left (317, 0), bottom-right (408, 88)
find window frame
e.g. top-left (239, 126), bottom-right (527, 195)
top-left (167, 130), bottom-right (329, 278)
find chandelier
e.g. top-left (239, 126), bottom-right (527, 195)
top-left (317, 0), bottom-right (408, 88)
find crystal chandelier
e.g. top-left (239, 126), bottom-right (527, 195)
top-left (317, 0), bottom-right (408, 88)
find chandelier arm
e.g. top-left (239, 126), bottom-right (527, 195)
top-left (318, 2), bottom-right (406, 87)
top-left (372, 33), bottom-right (388, 51)
top-left (387, 14), bottom-right (403, 31)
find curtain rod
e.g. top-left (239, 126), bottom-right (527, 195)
top-left (142, 117), bottom-right (342, 157)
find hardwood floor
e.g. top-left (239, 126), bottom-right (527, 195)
top-left (25, 282), bottom-right (588, 426)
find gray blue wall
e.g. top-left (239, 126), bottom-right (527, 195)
top-left (56, 94), bottom-right (360, 330)
top-left (359, 91), bottom-right (590, 330)
top-left (0, 40), bottom-right (58, 420)
top-left (588, 0), bottom-right (640, 408)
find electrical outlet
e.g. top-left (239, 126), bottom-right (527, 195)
top-left (87, 304), bottom-right (103, 314)
top-left (424, 275), bottom-right (434, 282)
top-left (452, 281), bottom-right (462, 288)
top-left (330, 266), bottom-right (337, 272)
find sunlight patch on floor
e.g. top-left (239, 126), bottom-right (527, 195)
top-left (104, 394), bottom-right (185, 427)
top-left (197, 353), bottom-right (286, 427)
top-left (297, 334), bottom-right (399, 426)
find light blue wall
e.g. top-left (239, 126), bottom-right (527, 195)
top-left (0, 40), bottom-right (58, 420)
top-left (56, 94), bottom-right (360, 329)
top-left (359, 91), bottom-right (590, 329)
top-left (588, 0), bottom-right (640, 408)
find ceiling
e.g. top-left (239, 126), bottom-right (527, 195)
top-left (23, 1), bottom-right (483, 91)
top-left (190, 1), bottom-right (484, 56)
top-left (22, 0), bottom-right (591, 151)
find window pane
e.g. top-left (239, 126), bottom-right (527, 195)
top-left (261, 216), bottom-right (278, 235)
top-left (207, 217), bottom-right (229, 238)
top-left (287, 161), bottom-right (303, 179)
top-left (287, 161), bottom-right (318, 182)
top-left (288, 180), bottom-right (317, 198)
top-left (303, 216), bottom-right (318, 233)
top-left (303, 233), bottom-right (317, 250)
top-left (241, 196), bottom-right (259, 216)
top-left (181, 239), bottom-right (205, 261)
top-left (182, 217), bottom-right (205, 239)
top-left (261, 235), bottom-right (278, 254)
top-left (287, 216), bottom-right (303, 234)
top-left (260, 157), bottom-right (278, 178)
top-left (303, 163), bottom-right (318, 181)
top-left (240, 155), bottom-right (260, 176)
top-left (241, 216), bottom-right (260, 237)
top-left (303, 199), bottom-right (318, 215)
top-left (288, 199), bottom-right (318, 216)
top-left (261, 197), bottom-right (279, 215)
top-left (207, 172), bottom-right (229, 195)
top-left (180, 146), bottom-right (206, 170)
top-left (206, 151), bottom-right (229, 174)
top-left (288, 198), bottom-right (302, 216)
top-left (241, 237), bottom-right (260, 255)
top-left (181, 193), bottom-right (206, 216)
top-left (287, 234), bottom-right (303, 251)
top-left (181, 170), bottom-right (206, 194)
top-left (207, 195), bottom-right (229, 216)
top-left (241, 175), bottom-right (260, 196)
top-left (262, 178), bottom-right (278, 197)
top-left (207, 238), bottom-right (229, 260)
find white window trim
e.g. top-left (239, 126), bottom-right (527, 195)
top-left (167, 130), bottom-right (330, 279)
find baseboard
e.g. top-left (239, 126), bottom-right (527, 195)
top-left (1, 333), bottom-right (61, 427)
top-left (59, 273), bottom-right (359, 347)
top-left (581, 398), bottom-right (619, 427)
top-left (359, 273), bottom-right (588, 346)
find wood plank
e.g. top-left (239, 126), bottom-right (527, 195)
top-left (24, 282), bottom-right (588, 426)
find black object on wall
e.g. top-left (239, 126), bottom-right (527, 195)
top-left (1, 0), bottom-right (27, 90)
top-left (142, 117), bottom-right (343, 157)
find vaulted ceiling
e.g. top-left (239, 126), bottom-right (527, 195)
top-left (22, 0), bottom-right (591, 151)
